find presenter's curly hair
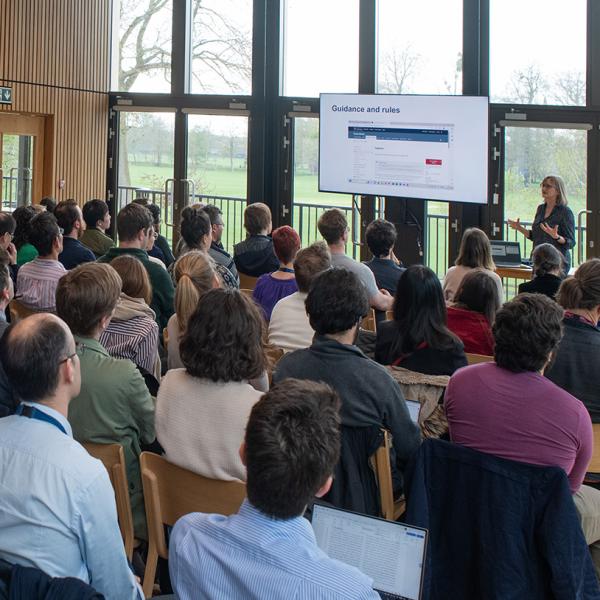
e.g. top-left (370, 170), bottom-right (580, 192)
top-left (493, 293), bottom-right (563, 373)
top-left (180, 288), bottom-right (266, 382)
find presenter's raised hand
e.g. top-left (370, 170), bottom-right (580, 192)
top-left (540, 222), bottom-right (559, 239)
top-left (507, 217), bottom-right (521, 231)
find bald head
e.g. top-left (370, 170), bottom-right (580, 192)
top-left (0, 314), bottom-right (78, 403)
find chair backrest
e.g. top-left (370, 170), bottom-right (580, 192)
top-left (240, 288), bottom-right (253, 299)
top-left (588, 423), bottom-right (600, 473)
top-left (372, 430), bottom-right (400, 521)
top-left (83, 442), bottom-right (134, 561)
top-left (8, 299), bottom-right (37, 323)
top-left (362, 308), bottom-right (377, 333)
top-left (385, 310), bottom-right (394, 321)
top-left (465, 352), bottom-right (493, 365)
top-left (239, 273), bottom-right (258, 290)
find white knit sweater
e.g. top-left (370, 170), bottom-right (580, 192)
top-left (156, 369), bottom-right (263, 481)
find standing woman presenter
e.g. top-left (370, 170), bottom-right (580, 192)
top-left (508, 175), bottom-right (575, 272)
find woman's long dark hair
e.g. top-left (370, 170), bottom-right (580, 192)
top-left (392, 265), bottom-right (460, 355)
top-left (454, 269), bottom-right (501, 325)
top-left (12, 205), bottom-right (37, 250)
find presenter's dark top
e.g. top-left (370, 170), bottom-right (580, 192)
top-left (58, 237), bottom-right (96, 270)
top-left (530, 203), bottom-right (575, 271)
top-left (518, 273), bottom-right (562, 300)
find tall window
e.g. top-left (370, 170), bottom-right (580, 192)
top-left (112, 0), bottom-right (173, 93)
top-left (376, 0), bottom-right (463, 95)
top-left (490, 0), bottom-right (586, 105)
top-left (191, 0), bottom-right (253, 95)
top-left (281, 0), bottom-right (359, 97)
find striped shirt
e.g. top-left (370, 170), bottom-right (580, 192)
top-left (16, 258), bottom-right (66, 312)
top-left (169, 500), bottom-right (379, 600)
top-left (100, 315), bottom-right (159, 377)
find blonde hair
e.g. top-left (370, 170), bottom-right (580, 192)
top-left (109, 254), bottom-right (152, 304)
top-left (455, 227), bottom-right (495, 270)
top-left (557, 258), bottom-right (600, 310)
top-left (173, 251), bottom-right (218, 333)
top-left (542, 175), bottom-right (569, 206)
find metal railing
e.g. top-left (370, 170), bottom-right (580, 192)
top-left (2, 174), bottom-right (32, 211)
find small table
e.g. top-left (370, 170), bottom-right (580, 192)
top-left (495, 266), bottom-right (533, 281)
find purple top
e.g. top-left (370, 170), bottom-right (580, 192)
top-left (445, 362), bottom-right (593, 493)
top-left (252, 273), bottom-right (298, 321)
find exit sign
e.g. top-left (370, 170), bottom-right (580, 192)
top-left (0, 87), bottom-right (12, 105)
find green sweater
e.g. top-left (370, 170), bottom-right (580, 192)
top-left (80, 228), bottom-right (114, 258)
top-left (97, 247), bottom-right (175, 330)
top-left (68, 336), bottom-right (156, 539)
top-left (16, 242), bottom-right (38, 265)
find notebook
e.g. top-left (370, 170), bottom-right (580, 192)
top-left (311, 503), bottom-right (428, 600)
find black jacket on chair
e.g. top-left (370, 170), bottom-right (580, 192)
top-left (404, 439), bottom-right (600, 600)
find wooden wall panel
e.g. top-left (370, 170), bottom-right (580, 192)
top-left (0, 0), bottom-right (110, 203)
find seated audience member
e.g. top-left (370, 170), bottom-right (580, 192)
top-left (445, 293), bottom-right (600, 572)
top-left (0, 213), bottom-right (18, 282)
top-left (16, 212), bottom-right (65, 312)
top-left (54, 200), bottom-right (95, 270)
top-left (144, 224), bottom-right (167, 270)
top-left (13, 205), bottom-right (38, 265)
top-left (0, 260), bottom-right (13, 338)
top-left (132, 198), bottom-right (174, 267)
top-left (176, 205), bottom-right (238, 288)
top-left (252, 225), bottom-right (300, 320)
top-left (81, 199), bottom-right (114, 258)
top-left (443, 227), bottom-right (503, 303)
top-left (202, 204), bottom-right (238, 281)
top-left (56, 263), bottom-right (155, 540)
top-left (318, 209), bottom-right (393, 312)
top-left (0, 314), bottom-right (142, 599)
top-left (98, 202), bottom-right (174, 330)
top-left (169, 379), bottom-right (380, 600)
top-left (274, 268), bottom-right (420, 491)
top-left (518, 242), bottom-right (564, 299)
top-left (447, 269), bottom-right (501, 356)
top-left (546, 259), bottom-right (600, 422)
top-left (39, 196), bottom-right (57, 213)
top-left (269, 241), bottom-right (331, 352)
top-left (100, 254), bottom-right (160, 380)
top-left (234, 202), bottom-right (279, 277)
top-left (363, 218), bottom-right (405, 294)
top-left (376, 265), bottom-right (468, 375)
top-left (156, 289), bottom-right (265, 480)
top-left (167, 251), bottom-right (220, 369)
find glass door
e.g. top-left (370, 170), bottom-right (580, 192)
top-left (115, 109), bottom-right (175, 241)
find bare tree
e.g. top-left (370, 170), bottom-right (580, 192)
top-left (118, 0), bottom-right (252, 92)
top-left (506, 65), bottom-right (547, 104)
top-left (378, 46), bottom-right (421, 94)
top-left (554, 71), bottom-right (585, 106)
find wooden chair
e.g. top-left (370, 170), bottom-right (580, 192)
top-left (385, 310), bottom-right (394, 321)
top-left (239, 273), bottom-right (258, 290)
top-left (140, 452), bottom-right (246, 598)
top-left (162, 327), bottom-right (169, 352)
top-left (8, 299), bottom-right (37, 322)
top-left (83, 442), bottom-right (135, 561)
top-left (588, 424), bottom-right (600, 473)
top-left (266, 345), bottom-right (285, 385)
top-left (240, 288), bottom-right (253, 299)
top-left (372, 430), bottom-right (405, 521)
top-left (465, 353), bottom-right (494, 365)
top-left (362, 308), bottom-right (377, 333)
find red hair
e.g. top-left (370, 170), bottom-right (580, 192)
top-left (272, 226), bottom-right (301, 264)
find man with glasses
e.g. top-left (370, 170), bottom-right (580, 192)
top-left (98, 202), bottom-right (174, 330)
top-left (16, 211), bottom-right (66, 312)
top-left (0, 313), bottom-right (143, 599)
top-left (202, 204), bottom-right (239, 283)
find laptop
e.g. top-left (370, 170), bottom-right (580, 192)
top-left (490, 240), bottom-right (522, 267)
top-left (406, 400), bottom-right (420, 424)
top-left (311, 503), bottom-right (428, 600)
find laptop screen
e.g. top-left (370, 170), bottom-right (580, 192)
top-left (490, 241), bottom-right (521, 264)
top-left (406, 400), bottom-right (420, 424)
top-left (311, 504), bottom-right (427, 600)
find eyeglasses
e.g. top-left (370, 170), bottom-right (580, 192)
top-left (59, 341), bottom-right (82, 365)
top-left (58, 227), bottom-right (64, 236)
top-left (541, 183), bottom-right (556, 189)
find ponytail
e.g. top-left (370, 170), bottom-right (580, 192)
top-left (557, 258), bottom-right (600, 310)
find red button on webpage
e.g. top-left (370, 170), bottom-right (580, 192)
top-left (426, 159), bottom-right (442, 165)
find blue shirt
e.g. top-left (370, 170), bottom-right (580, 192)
top-left (0, 402), bottom-right (142, 599)
top-left (58, 236), bottom-right (96, 270)
top-left (169, 500), bottom-right (379, 600)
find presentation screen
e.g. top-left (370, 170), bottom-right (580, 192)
top-left (319, 93), bottom-right (489, 204)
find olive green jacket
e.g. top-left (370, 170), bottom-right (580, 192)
top-left (68, 336), bottom-right (155, 539)
top-left (80, 228), bottom-right (114, 259)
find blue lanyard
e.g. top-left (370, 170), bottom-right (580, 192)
top-left (278, 267), bottom-right (294, 273)
top-left (15, 404), bottom-right (67, 435)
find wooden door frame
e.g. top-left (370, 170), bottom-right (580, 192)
top-left (0, 113), bottom-right (51, 206)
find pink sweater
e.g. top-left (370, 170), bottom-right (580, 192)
top-left (445, 362), bottom-right (593, 493)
